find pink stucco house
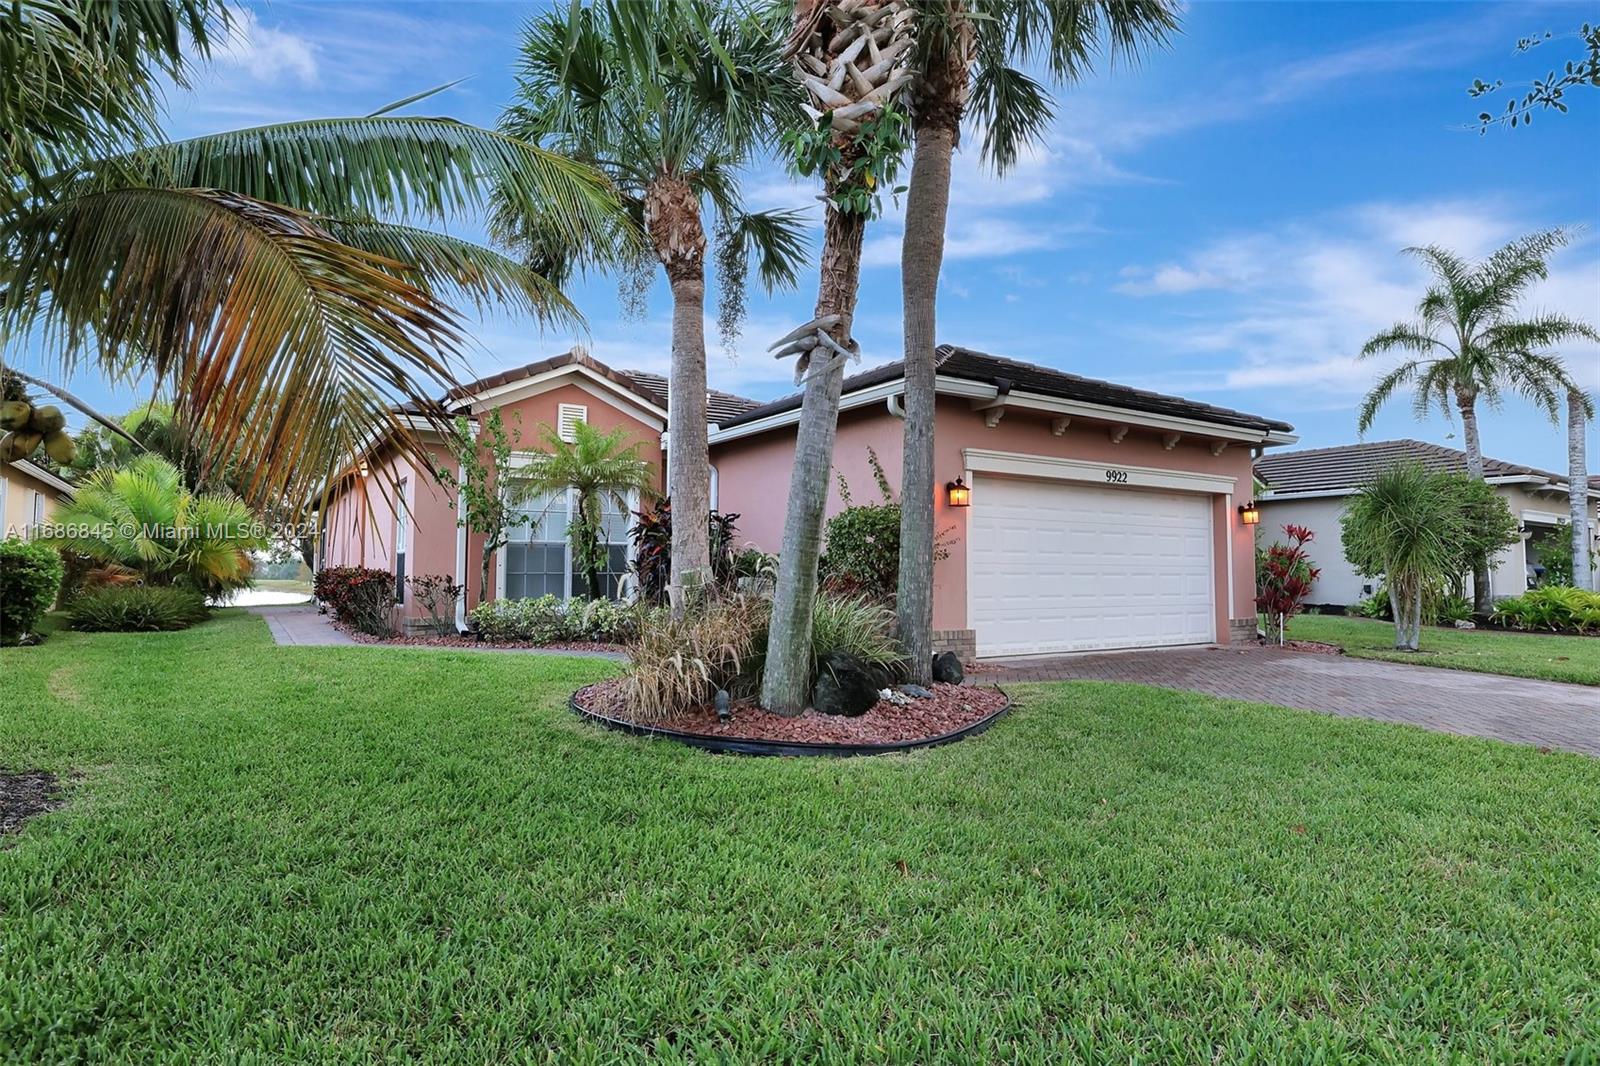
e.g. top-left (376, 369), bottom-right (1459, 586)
top-left (319, 345), bottom-right (1296, 656)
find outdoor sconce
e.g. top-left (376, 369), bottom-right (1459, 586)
top-left (946, 477), bottom-right (971, 507)
top-left (357, 460), bottom-right (370, 479)
top-left (1238, 501), bottom-right (1260, 526)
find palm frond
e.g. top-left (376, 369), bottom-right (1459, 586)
top-left (1358, 323), bottom-right (1447, 360)
top-left (6, 185), bottom-right (463, 506)
top-left (1358, 360), bottom-right (1421, 432)
top-left (968, 64), bottom-right (1053, 173)
top-left (319, 218), bottom-right (584, 329)
top-left (105, 116), bottom-right (627, 250)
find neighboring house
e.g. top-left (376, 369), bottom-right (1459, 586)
top-left (711, 345), bottom-right (1296, 658)
top-left (1255, 439), bottom-right (1600, 604)
top-left (320, 345), bottom-right (1299, 655)
top-left (317, 350), bottom-right (758, 630)
top-left (1, 459), bottom-right (74, 539)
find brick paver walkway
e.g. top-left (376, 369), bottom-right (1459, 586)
top-left (974, 644), bottom-right (1600, 757)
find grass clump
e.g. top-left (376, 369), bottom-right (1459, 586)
top-left (65, 584), bottom-right (209, 632)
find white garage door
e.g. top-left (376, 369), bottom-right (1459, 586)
top-left (969, 476), bottom-right (1215, 656)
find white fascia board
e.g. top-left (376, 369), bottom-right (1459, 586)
top-left (707, 370), bottom-right (1287, 447)
top-left (463, 364), bottom-right (667, 427)
top-left (963, 447), bottom-right (1237, 495)
top-left (10, 460), bottom-right (75, 497)
top-left (1257, 489), bottom-right (1356, 501)
top-left (1521, 509), bottom-right (1569, 525)
top-left (972, 386), bottom-right (1277, 444)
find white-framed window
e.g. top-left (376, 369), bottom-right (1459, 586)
top-left (30, 490), bottom-right (44, 536)
top-left (557, 403), bottom-right (587, 443)
top-left (394, 480), bottom-right (408, 603)
top-left (499, 485), bottom-right (635, 601)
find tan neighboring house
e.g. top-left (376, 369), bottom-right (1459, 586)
top-left (1, 459), bottom-right (74, 540)
top-left (1255, 439), bottom-right (1600, 604)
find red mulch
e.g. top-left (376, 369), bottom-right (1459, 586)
top-left (332, 621), bottom-right (621, 653)
top-left (574, 679), bottom-right (1008, 746)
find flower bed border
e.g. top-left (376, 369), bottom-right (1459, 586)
top-left (569, 686), bottom-right (1012, 758)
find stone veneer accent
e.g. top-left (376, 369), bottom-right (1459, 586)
top-left (933, 629), bottom-right (977, 660)
top-left (1228, 617), bottom-right (1258, 644)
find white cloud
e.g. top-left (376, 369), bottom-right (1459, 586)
top-left (216, 8), bottom-right (318, 85)
top-left (1113, 198), bottom-right (1600, 401)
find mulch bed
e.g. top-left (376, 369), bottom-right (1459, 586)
top-left (331, 620), bottom-right (621, 653)
top-left (1, 770), bottom-right (65, 836)
top-left (1258, 638), bottom-right (1344, 655)
top-left (574, 678), bottom-right (1008, 745)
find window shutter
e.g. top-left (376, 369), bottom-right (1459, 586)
top-left (558, 403), bottom-right (587, 443)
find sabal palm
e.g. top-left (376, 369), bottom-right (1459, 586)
top-left (2, 0), bottom-right (624, 508)
top-left (516, 420), bottom-right (655, 600)
top-left (499, 0), bottom-right (806, 606)
top-left (893, 0), bottom-right (1180, 683)
top-left (1358, 228), bottom-right (1597, 609)
top-left (39, 454), bottom-right (266, 596)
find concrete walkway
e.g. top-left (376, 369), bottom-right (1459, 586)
top-left (245, 604), bottom-right (625, 660)
top-left (974, 644), bottom-right (1600, 757)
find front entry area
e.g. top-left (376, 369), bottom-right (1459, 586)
top-left (968, 476), bottom-right (1216, 656)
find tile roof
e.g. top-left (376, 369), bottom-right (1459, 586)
top-left (1256, 439), bottom-right (1576, 495)
top-left (714, 344), bottom-right (1294, 433)
top-left (444, 349), bottom-right (759, 423)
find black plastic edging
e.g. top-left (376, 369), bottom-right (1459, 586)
top-left (569, 687), bottom-right (1012, 758)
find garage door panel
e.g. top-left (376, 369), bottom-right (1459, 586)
top-left (970, 476), bottom-right (1215, 656)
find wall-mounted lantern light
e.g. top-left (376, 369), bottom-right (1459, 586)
top-left (1238, 501), bottom-right (1260, 526)
top-left (946, 477), bottom-right (971, 507)
top-left (357, 459), bottom-right (370, 479)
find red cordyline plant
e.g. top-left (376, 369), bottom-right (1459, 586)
top-left (1256, 524), bottom-right (1321, 644)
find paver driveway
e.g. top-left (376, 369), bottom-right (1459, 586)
top-left (974, 644), bottom-right (1600, 757)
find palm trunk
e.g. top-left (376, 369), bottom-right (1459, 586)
top-left (1569, 390), bottom-right (1591, 591)
top-left (761, 202), bottom-right (868, 715)
top-left (1388, 582), bottom-right (1404, 649)
top-left (895, 118), bottom-right (956, 686)
top-left (1458, 389), bottom-right (1492, 613)
top-left (667, 269), bottom-right (710, 615)
top-left (646, 175), bottom-right (710, 617)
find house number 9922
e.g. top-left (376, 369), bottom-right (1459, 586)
top-left (1104, 469), bottom-right (1129, 483)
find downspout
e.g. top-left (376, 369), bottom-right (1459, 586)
top-left (886, 392), bottom-right (905, 418)
top-left (454, 461), bottom-right (469, 633)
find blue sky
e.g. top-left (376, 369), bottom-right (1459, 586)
top-left (20, 0), bottom-right (1600, 472)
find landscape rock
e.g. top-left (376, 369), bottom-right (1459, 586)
top-left (1454, 620), bottom-right (1476, 630)
top-left (931, 652), bottom-right (965, 685)
top-left (898, 684), bottom-right (935, 700)
top-left (813, 652), bottom-right (883, 717)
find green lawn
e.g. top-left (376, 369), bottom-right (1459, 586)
top-left (1290, 613), bottom-right (1600, 686)
top-left (4, 612), bottom-right (1599, 1062)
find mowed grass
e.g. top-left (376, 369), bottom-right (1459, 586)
top-left (1291, 613), bottom-right (1600, 686)
top-left (3, 612), bottom-right (1600, 1062)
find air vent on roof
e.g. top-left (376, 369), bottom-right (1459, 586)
top-left (558, 403), bottom-right (587, 442)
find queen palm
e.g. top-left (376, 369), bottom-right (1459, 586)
top-left (498, 0), bottom-right (806, 615)
top-left (1358, 228), bottom-right (1597, 611)
top-left (893, 0), bottom-right (1180, 684)
top-left (2, 0), bottom-right (624, 508)
top-left (516, 420), bottom-right (655, 601)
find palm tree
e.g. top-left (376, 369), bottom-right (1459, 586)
top-left (761, 0), bottom-right (916, 714)
top-left (2, 0), bottom-right (624, 510)
top-left (498, 0), bottom-right (806, 615)
top-left (517, 420), bottom-right (655, 600)
top-left (1570, 388), bottom-right (1593, 590)
top-left (1339, 464), bottom-right (1465, 652)
top-left (893, 0), bottom-right (1180, 684)
top-left (38, 454), bottom-right (266, 597)
top-left (1357, 228), bottom-right (1598, 611)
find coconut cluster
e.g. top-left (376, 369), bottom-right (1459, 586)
top-left (0, 396), bottom-right (75, 465)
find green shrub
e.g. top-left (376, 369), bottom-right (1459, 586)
top-left (1491, 586), bottom-right (1600, 633)
top-left (67, 585), bottom-right (209, 632)
top-left (820, 449), bottom-right (948, 600)
top-left (467, 595), bottom-right (644, 644)
top-left (0, 538), bottom-right (64, 644)
top-left (470, 595), bottom-right (567, 643)
top-left (807, 595), bottom-right (904, 679)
